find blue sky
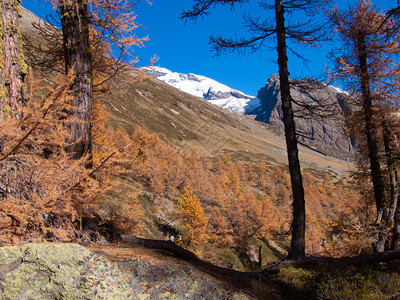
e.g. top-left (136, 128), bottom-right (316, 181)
top-left (24, 0), bottom-right (397, 96)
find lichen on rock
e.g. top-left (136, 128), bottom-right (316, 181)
top-left (0, 243), bottom-right (249, 299)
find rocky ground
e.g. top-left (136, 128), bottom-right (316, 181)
top-left (0, 243), bottom-right (254, 300)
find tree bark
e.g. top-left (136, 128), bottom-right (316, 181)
top-left (383, 120), bottom-right (400, 249)
top-left (0, 0), bottom-right (27, 118)
top-left (275, 0), bottom-right (305, 259)
top-left (60, 0), bottom-right (93, 162)
top-left (392, 188), bottom-right (400, 249)
top-left (357, 33), bottom-right (388, 252)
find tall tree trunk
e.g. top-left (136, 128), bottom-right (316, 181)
top-left (383, 120), bottom-right (400, 249)
top-left (391, 179), bottom-right (400, 249)
top-left (0, 0), bottom-right (27, 118)
top-left (275, 0), bottom-right (305, 259)
top-left (60, 0), bottom-right (93, 162)
top-left (357, 33), bottom-right (388, 252)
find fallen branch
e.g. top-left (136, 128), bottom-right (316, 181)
top-left (121, 235), bottom-right (279, 289)
top-left (123, 235), bottom-right (400, 277)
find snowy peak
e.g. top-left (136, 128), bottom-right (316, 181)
top-left (144, 67), bottom-right (255, 115)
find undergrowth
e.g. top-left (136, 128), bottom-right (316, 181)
top-left (269, 263), bottom-right (400, 300)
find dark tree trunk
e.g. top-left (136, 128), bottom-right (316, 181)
top-left (383, 120), bottom-right (400, 249)
top-left (60, 0), bottom-right (93, 162)
top-left (0, 0), bottom-right (27, 118)
top-left (392, 185), bottom-right (400, 249)
top-left (275, 0), bottom-right (305, 259)
top-left (357, 33), bottom-right (388, 252)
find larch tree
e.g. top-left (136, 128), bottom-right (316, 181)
top-left (0, 0), bottom-right (27, 119)
top-left (48, 0), bottom-right (149, 162)
top-left (58, 0), bottom-right (93, 161)
top-left (178, 186), bottom-right (208, 249)
top-left (182, 0), bottom-right (331, 259)
top-left (328, 0), bottom-right (400, 252)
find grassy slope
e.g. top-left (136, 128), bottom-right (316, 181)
top-left (107, 74), bottom-right (353, 174)
top-left (20, 8), bottom-right (400, 300)
top-left (20, 5), bottom-right (352, 174)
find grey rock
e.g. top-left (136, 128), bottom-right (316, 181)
top-left (251, 74), bottom-right (354, 160)
top-left (0, 243), bottom-right (250, 299)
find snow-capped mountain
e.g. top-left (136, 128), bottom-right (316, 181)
top-left (144, 67), bottom-right (353, 159)
top-left (144, 67), bottom-right (259, 115)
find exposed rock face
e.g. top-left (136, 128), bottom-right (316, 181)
top-left (248, 74), bottom-right (354, 160)
top-left (0, 243), bottom-right (248, 299)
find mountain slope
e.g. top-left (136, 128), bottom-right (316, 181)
top-left (144, 67), bottom-right (258, 115)
top-left (145, 68), bottom-right (353, 160)
top-left (20, 7), bottom-right (352, 173)
top-left (253, 74), bottom-right (353, 160)
top-left (107, 72), bottom-right (352, 173)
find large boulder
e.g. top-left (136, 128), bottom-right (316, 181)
top-left (0, 243), bottom-right (249, 299)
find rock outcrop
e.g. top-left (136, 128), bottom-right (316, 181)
top-left (249, 74), bottom-right (354, 160)
top-left (0, 243), bottom-right (249, 299)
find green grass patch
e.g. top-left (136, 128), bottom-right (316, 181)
top-left (272, 263), bottom-right (400, 300)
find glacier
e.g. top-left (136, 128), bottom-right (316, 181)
top-left (143, 67), bottom-right (258, 115)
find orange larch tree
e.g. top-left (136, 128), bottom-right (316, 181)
top-left (0, 0), bottom-right (28, 119)
top-left (182, 0), bottom-right (332, 259)
top-left (48, 0), bottom-right (149, 162)
top-left (328, 0), bottom-right (400, 252)
top-left (178, 186), bottom-right (208, 249)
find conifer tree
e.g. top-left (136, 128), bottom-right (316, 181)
top-left (58, 0), bottom-right (93, 161)
top-left (0, 0), bottom-right (27, 119)
top-left (49, 0), bottom-right (148, 162)
top-left (182, 0), bottom-right (331, 259)
top-left (178, 186), bottom-right (208, 248)
top-left (328, 0), bottom-right (400, 252)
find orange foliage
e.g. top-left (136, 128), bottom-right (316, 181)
top-left (0, 73), bottom-right (144, 244)
top-left (178, 186), bottom-right (208, 249)
top-left (0, 72), bottom-right (366, 256)
top-left (122, 128), bottom-right (365, 256)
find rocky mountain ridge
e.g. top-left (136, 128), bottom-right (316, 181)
top-left (253, 74), bottom-right (353, 160)
top-left (146, 68), bottom-right (353, 160)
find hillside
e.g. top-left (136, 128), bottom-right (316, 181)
top-left (107, 72), bottom-right (353, 174)
top-left (20, 6), bottom-right (352, 174)
top-left (146, 67), bottom-right (353, 161)
top-left (3, 6), bottom-right (400, 300)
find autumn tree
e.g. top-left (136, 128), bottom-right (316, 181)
top-left (48, 0), bottom-right (149, 162)
top-left (182, 0), bottom-right (331, 259)
top-left (178, 186), bottom-right (208, 249)
top-left (56, 0), bottom-right (93, 161)
top-left (328, 0), bottom-right (400, 252)
top-left (0, 0), bottom-right (28, 119)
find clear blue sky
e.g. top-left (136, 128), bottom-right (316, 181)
top-left (23, 0), bottom-right (397, 96)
